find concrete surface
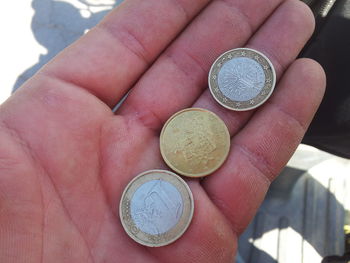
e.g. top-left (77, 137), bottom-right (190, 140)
top-left (1, 1), bottom-right (349, 263)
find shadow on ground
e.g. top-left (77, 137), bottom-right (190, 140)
top-left (13, 0), bottom-right (121, 91)
top-left (238, 166), bottom-right (347, 263)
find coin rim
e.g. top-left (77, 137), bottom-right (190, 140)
top-left (208, 48), bottom-right (276, 111)
top-left (119, 169), bottom-right (194, 247)
top-left (160, 108), bottom-right (230, 178)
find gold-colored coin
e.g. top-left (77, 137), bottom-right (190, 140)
top-left (160, 108), bottom-right (230, 177)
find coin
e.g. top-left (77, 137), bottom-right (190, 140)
top-left (208, 48), bottom-right (276, 111)
top-left (119, 170), bottom-right (194, 247)
top-left (160, 108), bottom-right (230, 177)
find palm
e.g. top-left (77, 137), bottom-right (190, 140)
top-left (0, 0), bottom-right (325, 262)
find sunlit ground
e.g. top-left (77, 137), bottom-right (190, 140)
top-left (0, 0), bottom-right (117, 104)
top-left (0, 1), bottom-right (43, 104)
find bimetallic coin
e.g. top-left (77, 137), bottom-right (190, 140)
top-left (209, 48), bottom-right (276, 111)
top-left (119, 170), bottom-right (194, 247)
top-left (160, 108), bottom-right (230, 177)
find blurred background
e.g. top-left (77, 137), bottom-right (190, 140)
top-left (0, 0), bottom-right (349, 262)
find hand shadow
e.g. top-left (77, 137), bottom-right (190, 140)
top-left (13, 0), bottom-right (122, 92)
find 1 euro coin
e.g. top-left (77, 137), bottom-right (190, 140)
top-left (119, 170), bottom-right (194, 247)
top-left (209, 48), bottom-right (276, 111)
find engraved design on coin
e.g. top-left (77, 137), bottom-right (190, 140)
top-left (209, 48), bottom-right (276, 111)
top-left (160, 108), bottom-right (230, 178)
top-left (218, 58), bottom-right (265, 101)
top-left (130, 180), bottom-right (183, 235)
top-left (119, 170), bottom-right (194, 247)
top-left (173, 115), bottom-right (217, 166)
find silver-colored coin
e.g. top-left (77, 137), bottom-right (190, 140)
top-left (119, 170), bottom-right (194, 247)
top-left (209, 48), bottom-right (276, 111)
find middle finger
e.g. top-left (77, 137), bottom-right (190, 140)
top-left (193, 0), bottom-right (315, 135)
top-left (118, 0), bottom-right (285, 129)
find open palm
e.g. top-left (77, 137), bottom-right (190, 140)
top-left (0, 0), bottom-right (325, 262)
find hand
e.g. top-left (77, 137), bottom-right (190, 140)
top-left (0, 0), bottom-right (325, 262)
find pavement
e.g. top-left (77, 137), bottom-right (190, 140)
top-left (1, 1), bottom-right (349, 262)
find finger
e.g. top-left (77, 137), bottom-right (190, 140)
top-left (99, 132), bottom-right (237, 261)
top-left (118, 0), bottom-right (284, 129)
top-left (104, 0), bottom-right (309, 210)
top-left (146, 181), bottom-right (237, 263)
top-left (0, 128), bottom-right (43, 262)
top-left (193, 0), bottom-right (316, 135)
top-left (33, 0), bottom-right (210, 107)
top-left (202, 58), bottom-right (326, 234)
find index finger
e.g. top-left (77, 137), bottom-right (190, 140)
top-left (36, 0), bottom-right (210, 106)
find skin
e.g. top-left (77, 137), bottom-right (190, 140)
top-left (0, 0), bottom-right (326, 262)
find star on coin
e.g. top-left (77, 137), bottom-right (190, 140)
top-left (261, 91), bottom-right (266, 95)
top-left (217, 63), bottom-right (222, 67)
top-left (212, 75), bottom-right (217, 80)
top-left (228, 54), bottom-right (232, 59)
top-left (240, 51), bottom-right (246, 56)
top-left (263, 65), bottom-right (269, 70)
top-left (223, 97), bottom-right (228, 103)
top-left (266, 79), bottom-right (271, 83)
top-left (254, 55), bottom-right (259, 61)
top-left (214, 87), bottom-right (219, 92)
top-left (236, 102), bottom-right (241, 107)
top-left (250, 100), bottom-right (255, 104)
